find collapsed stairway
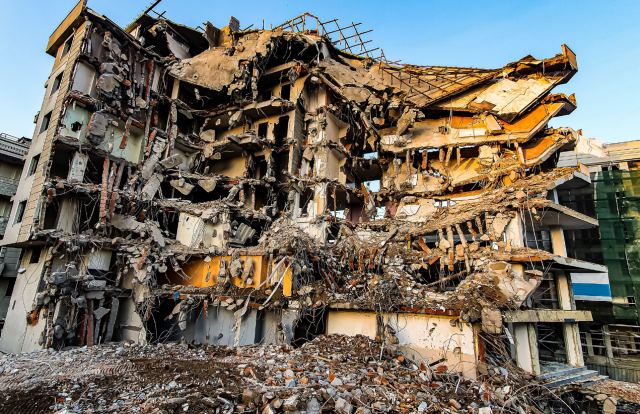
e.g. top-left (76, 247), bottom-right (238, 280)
top-left (539, 362), bottom-right (609, 388)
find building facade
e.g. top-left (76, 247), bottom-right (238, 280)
top-left (0, 132), bottom-right (30, 331)
top-left (552, 140), bottom-right (640, 381)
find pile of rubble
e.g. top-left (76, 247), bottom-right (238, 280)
top-left (0, 335), bottom-right (591, 414)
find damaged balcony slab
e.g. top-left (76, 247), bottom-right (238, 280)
top-left (503, 310), bottom-right (593, 323)
top-left (532, 202), bottom-right (599, 231)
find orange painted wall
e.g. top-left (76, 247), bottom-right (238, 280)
top-left (163, 255), bottom-right (269, 289)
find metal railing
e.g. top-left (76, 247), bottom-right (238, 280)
top-left (579, 328), bottom-right (640, 381)
top-left (0, 133), bottom-right (29, 159)
top-left (580, 329), bottom-right (640, 357)
top-left (0, 133), bottom-right (21, 142)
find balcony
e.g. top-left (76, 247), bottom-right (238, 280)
top-left (0, 133), bottom-right (29, 160)
top-left (0, 177), bottom-right (18, 197)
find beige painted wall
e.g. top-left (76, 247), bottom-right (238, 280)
top-left (327, 311), bottom-right (378, 338)
top-left (1, 48), bottom-right (70, 247)
top-left (327, 310), bottom-right (477, 379)
top-left (210, 157), bottom-right (247, 179)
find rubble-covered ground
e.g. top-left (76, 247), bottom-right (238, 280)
top-left (0, 335), bottom-right (626, 414)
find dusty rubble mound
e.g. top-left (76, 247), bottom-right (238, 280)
top-left (0, 335), bottom-right (600, 414)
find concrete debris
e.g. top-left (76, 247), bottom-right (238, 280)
top-left (198, 177), bottom-right (217, 192)
top-left (160, 154), bottom-right (184, 169)
top-left (0, 335), bottom-right (622, 413)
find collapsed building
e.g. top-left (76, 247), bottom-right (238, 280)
top-left (0, 0), bottom-right (609, 383)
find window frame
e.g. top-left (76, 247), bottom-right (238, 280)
top-left (60, 36), bottom-right (73, 58)
top-left (50, 72), bottom-right (63, 96)
top-left (27, 154), bottom-right (40, 177)
top-left (14, 200), bottom-right (26, 224)
top-left (39, 111), bottom-right (52, 135)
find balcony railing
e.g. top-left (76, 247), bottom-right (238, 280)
top-left (0, 177), bottom-right (18, 197)
top-left (0, 133), bottom-right (29, 160)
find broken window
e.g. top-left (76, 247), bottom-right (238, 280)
top-left (50, 73), bottom-right (63, 96)
top-left (14, 200), bottom-right (26, 224)
top-left (257, 122), bottom-right (268, 138)
top-left (272, 115), bottom-right (289, 146)
top-left (60, 35), bottom-right (73, 58)
top-left (298, 187), bottom-right (314, 217)
top-left (42, 201), bottom-right (60, 230)
top-left (49, 146), bottom-right (74, 179)
top-left (5, 277), bottom-right (15, 298)
top-left (30, 246), bottom-right (42, 264)
top-left (363, 179), bottom-right (381, 192)
top-left (77, 196), bottom-right (100, 232)
top-left (280, 83), bottom-right (291, 101)
top-left (291, 309), bottom-right (327, 347)
top-left (39, 111), bottom-right (52, 134)
top-left (83, 154), bottom-right (108, 184)
top-left (27, 154), bottom-right (40, 176)
top-left (258, 89), bottom-right (271, 101)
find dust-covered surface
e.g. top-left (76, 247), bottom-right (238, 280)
top-left (0, 335), bottom-right (589, 414)
top-left (584, 379), bottom-right (640, 404)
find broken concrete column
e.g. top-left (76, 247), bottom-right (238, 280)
top-left (141, 153), bottom-right (160, 180)
top-left (67, 152), bottom-right (89, 182)
top-left (140, 173), bottom-right (163, 201)
top-left (57, 197), bottom-right (79, 233)
top-left (86, 112), bottom-right (111, 146)
top-left (504, 211), bottom-right (525, 249)
top-left (104, 298), bottom-right (119, 342)
top-left (217, 258), bottom-right (228, 284)
top-left (229, 258), bottom-right (244, 279)
top-left (170, 179), bottom-right (195, 195)
top-left (241, 257), bottom-right (254, 285)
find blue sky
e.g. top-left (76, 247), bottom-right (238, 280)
top-left (0, 0), bottom-right (638, 143)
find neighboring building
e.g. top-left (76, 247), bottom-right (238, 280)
top-left (553, 140), bottom-right (640, 381)
top-left (0, 1), bottom-right (609, 385)
top-left (0, 132), bottom-right (30, 330)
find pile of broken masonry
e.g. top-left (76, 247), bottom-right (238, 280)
top-left (2, 335), bottom-right (631, 414)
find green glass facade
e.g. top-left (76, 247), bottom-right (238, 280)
top-left (559, 170), bottom-right (640, 323)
